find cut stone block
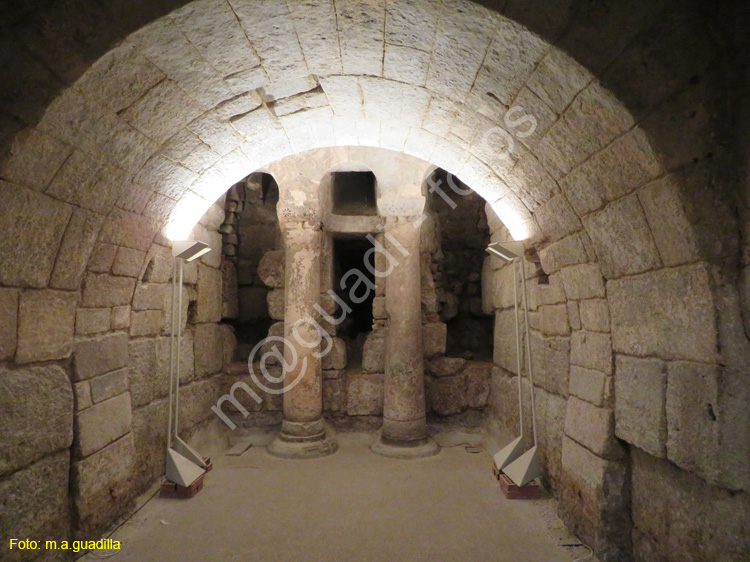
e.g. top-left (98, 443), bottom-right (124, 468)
top-left (428, 356), bottom-right (467, 377)
top-left (323, 378), bottom-right (347, 413)
top-left (565, 396), bottom-right (622, 460)
top-left (322, 337), bottom-right (347, 370)
top-left (89, 368), bottom-right (129, 404)
top-left (257, 250), bottom-right (285, 287)
top-left (614, 355), bottom-right (666, 457)
top-left (72, 434), bottom-right (135, 536)
top-left (465, 362), bottom-right (492, 408)
top-left (423, 322), bottom-right (447, 357)
top-left (568, 366), bottom-right (609, 407)
top-left (579, 299), bottom-right (610, 333)
top-left (76, 307), bottom-right (111, 335)
top-left (608, 264), bottom-right (717, 363)
top-left (362, 331), bottom-right (385, 373)
top-left (74, 332), bottom-right (129, 381)
top-left (194, 323), bottom-right (224, 377)
top-left (666, 361), bottom-right (721, 482)
top-left (0, 288), bottom-right (18, 360)
top-left (76, 392), bottom-right (132, 458)
top-left (427, 374), bottom-right (467, 415)
top-left (347, 372), bottom-right (384, 415)
top-left (570, 330), bottom-right (612, 375)
top-left (16, 289), bottom-right (77, 363)
top-left (195, 264), bottom-right (223, 323)
top-left (0, 364), bottom-right (74, 476)
top-left (82, 273), bottom-right (136, 307)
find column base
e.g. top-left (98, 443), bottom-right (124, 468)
top-left (370, 431), bottom-right (440, 459)
top-left (267, 419), bottom-right (338, 459)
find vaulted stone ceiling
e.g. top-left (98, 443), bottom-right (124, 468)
top-left (0, 2), bottom-right (748, 560)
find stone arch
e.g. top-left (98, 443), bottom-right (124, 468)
top-left (0, 1), bottom-right (747, 560)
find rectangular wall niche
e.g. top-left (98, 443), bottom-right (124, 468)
top-left (332, 171), bottom-right (377, 216)
top-left (333, 236), bottom-right (375, 367)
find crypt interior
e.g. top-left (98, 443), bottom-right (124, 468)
top-left (0, 0), bottom-right (749, 561)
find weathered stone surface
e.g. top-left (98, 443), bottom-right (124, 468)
top-left (194, 323), bottom-right (224, 377)
top-left (0, 364), bottom-right (73, 477)
top-left (75, 381), bottom-right (92, 411)
top-left (567, 300), bottom-right (581, 330)
top-left (579, 299), bottom-right (610, 333)
top-left (179, 377), bottom-right (223, 429)
top-left (568, 366), bottom-right (610, 408)
top-left (560, 264), bottom-right (605, 300)
top-left (88, 242), bottom-right (118, 273)
top-left (539, 304), bottom-right (570, 336)
top-left (258, 249), bottom-right (285, 287)
top-left (127, 338), bottom-right (169, 407)
top-left (195, 264), bottom-right (223, 323)
top-left (666, 361), bottom-right (721, 482)
top-left (266, 288), bottom-right (285, 321)
top-left (0, 288), bottom-right (18, 360)
top-left (427, 374), bottom-right (467, 415)
top-left (582, 195), bottom-right (662, 278)
top-left (493, 309), bottom-right (520, 375)
top-left (362, 331), bottom-right (385, 372)
top-left (50, 207), bottom-right (104, 290)
top-left (82, 274), bottom-right (136, 307)
top-left (0, 451), bottom-right (71, 558)
top-left (423, 322), bottom-right (447, 357)
top-left (565, 397), bottom-right (622, 460)
top-left (465, 362), bottom-right (492, 408)
top-left (89, 368), bottom-right (129, 404)
top-left (111, 305), bottom-right (131, 329)
top-left (131, 398), bottom-right (168, 490)
top-left (73, 434), bottom-right (135, 537)
top-left (535, 194), bottom-right (582, 241)
top-left (16, 289), bottom-right (77, 363)
top-left (559, 436), bottom-right (630, 559)
top-left (631, 448), bottom-right (750, 562)
top-left (98, 208), bottom-right (158, 252)
top-left (323, 377), bottom-right (347, 413)
top-left (130, 309), bottom-right (164, 336)
top-left (638, 172), bottom-right (702, 267)
top-left (76, 307), bottom-right (110, 335)
top-left (222, 258), bottom-right (239, 319)
top-left (614, 355), bottom-right (666, 457)
top-left (76, 392), bottom-right (132, 458)
top-left (74, 332), bottom-right (129, 381)
top-left (132, 282), bottom-right (168, 311)
top-left (322, 337), bottom-right (347, 370)
top-left (570, 330), bottom-right (612, 375)
top-left (608, 264), bottom-right (717, 363)
top-left (530, 332), bottom-right (570, 397)
top-left (111, 246), bottom-right (147, 277)
top-left (428, 356), bottom-right (467, 377)
top-left (491, 262), bottom-right (517, 309)
top-left (539, 234), bottom-right (590, 275)
top-left (0, 181), bottom-right (72, 288)
top-left (120, 78), bottom-right (202, 144)
top-left (539, 272), bottom-right (566, 305)
top-left (347, 372), bottom-right (384, 416)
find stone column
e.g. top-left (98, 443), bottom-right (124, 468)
top-left (267, 219), bottom-right (337, 458)
top-left (372, 214), bottom-right (439, 458)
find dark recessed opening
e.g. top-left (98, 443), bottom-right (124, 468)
top-left (331, 171), bottom-right (377, 216)
top-left (334, 236), bottom-right (376, 367)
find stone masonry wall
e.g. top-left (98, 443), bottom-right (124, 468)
top-left (0, 197), bottom-right (234, 559)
